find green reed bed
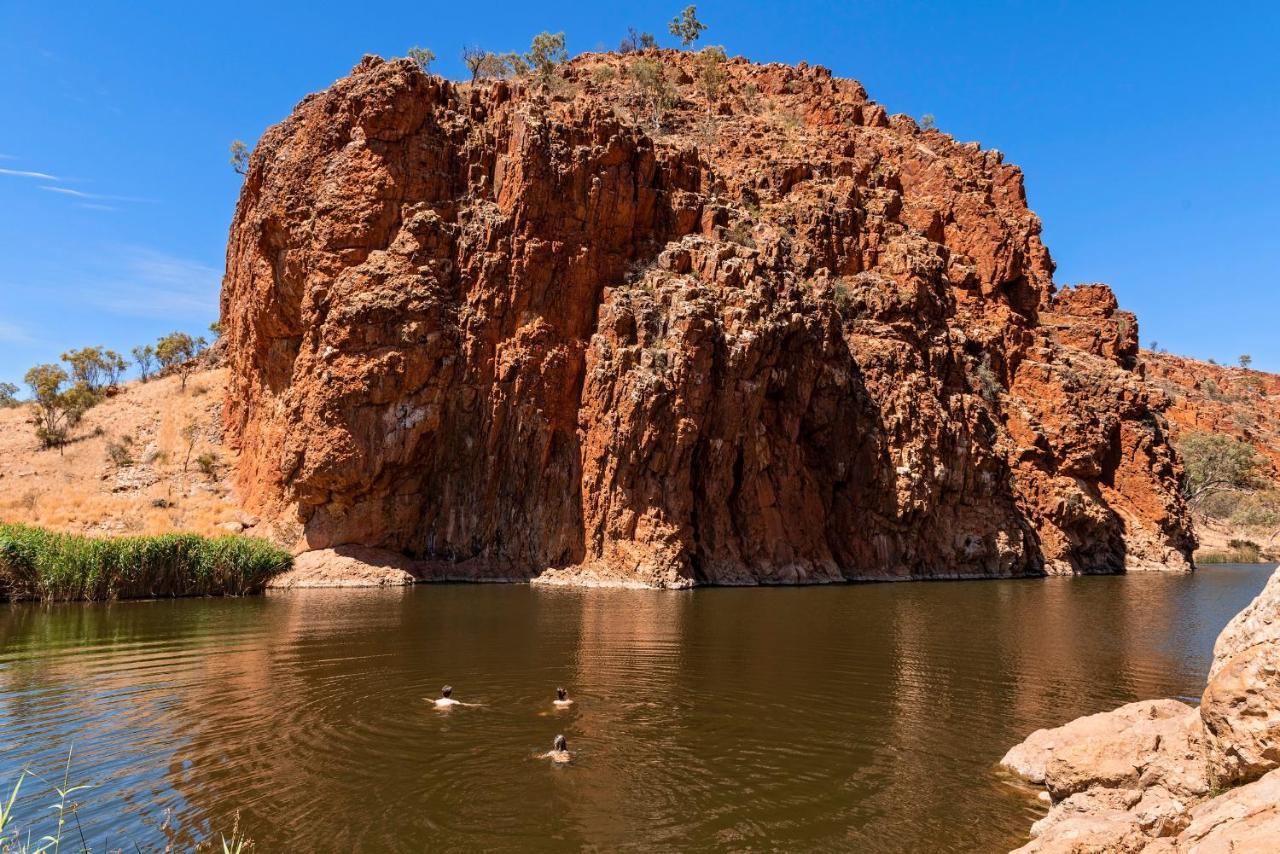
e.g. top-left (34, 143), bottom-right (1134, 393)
top-left (0, 524), bottom-right (291, 602)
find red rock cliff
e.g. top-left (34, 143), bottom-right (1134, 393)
top-left (221, 51), bottom-right (1194, 585)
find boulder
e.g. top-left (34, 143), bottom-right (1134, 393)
top-left (1004, 567), bottom-right (1280, 853)
top-left (1201, 638), bottom-right (1280, 786)
top-left (1208, 567), bottom-right (1280, 679)
top-left (1000, 699), bottom-right (1206, 796)
top-left (267, 546), bottom-right (420, 589)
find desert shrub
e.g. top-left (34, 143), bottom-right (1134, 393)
top-left (921, 113), bottom-right (936, 129)
top-left (832, 278), bottom-right (856, 318)
top-left (0, 524), bottom-right (292, 602)
top-left (592, 65), bottom-right (618, 85)
top-left (694, 45), bottom-right (727, 109)
top-left (620, 26), bottom-right (656, 53)
top-left (105, 435), bottom-right (134, 468)
top-left (195, 452), bottom-right (220, 480)
top-left (0, 382), bottom-right (18, 408)
top-left (632, 57), bottom-right (675, 131)
top-left (723, 222), bottom-right (755, 248)
top-left (975, 361), bottom-right (1003, 403)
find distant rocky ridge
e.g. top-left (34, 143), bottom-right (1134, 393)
top-left (1001, 566), bottom-right (1280, 851)
top-left (220, 50), bottom-right (1195, 586)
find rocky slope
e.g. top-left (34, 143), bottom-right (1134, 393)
top-left (1144, 352), bottom-right (1280, 480)
top-left (1001, 566), bottom-right (1280, 851)
top-left (1145, 352), bottom-right (1280, 559)
top-left (0, 366), bottom-right (253, 539)
top-left (221, 50), bottom-right (1194, 585)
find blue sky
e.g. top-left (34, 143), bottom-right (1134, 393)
top-left (1, 1), bottom-right (1277, 389)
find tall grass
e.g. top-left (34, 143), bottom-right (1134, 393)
top-left (0, 524), bottom-right (291, 602)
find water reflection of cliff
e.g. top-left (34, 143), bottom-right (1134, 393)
top-left (1, 569), bottom-right (1270, 852)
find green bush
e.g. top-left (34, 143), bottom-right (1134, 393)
top-left (0, 524), bottom-right (291, 602)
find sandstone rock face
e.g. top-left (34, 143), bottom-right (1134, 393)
top-left (222, 52), bottom-right (1193, 584)
top-left (1004, 567), bottom-right (1280, 852)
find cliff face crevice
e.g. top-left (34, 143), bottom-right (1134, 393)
top-left (222, 51), bottom-right (1194, 584)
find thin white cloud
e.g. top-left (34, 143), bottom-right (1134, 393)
top-left (81, 247), bottom-right (220, 320)
top-left (0, 320), bottom-right (32, 343)
top-left (40, 185), bottom-right (152, 203)
top-left (77, 202), bottom-right (121, 212)
top-left (0, 154), bottom-right (15, 161)
top-left (0, 167), bottom-right (60, 180)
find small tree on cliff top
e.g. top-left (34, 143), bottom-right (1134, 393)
top-left (620, 27), bottom-right (657, 53)
top-left (230, 140), bottom-right (249, 176)
top-left (669, 5), bottom-right (707, 48)
top-left (0, 382), bottom-right (18, 408)
top-left (524, 32), bottom-right (567, 86)
top-left (407, 46), bottom-right (436, 72)
top-left (1239, 354), bottom-right (1253, 369)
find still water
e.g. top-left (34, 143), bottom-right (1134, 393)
top-left (0, 565), bottom-right (1274, 852)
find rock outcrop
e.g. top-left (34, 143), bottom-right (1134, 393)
top-left (1001, 567), bottom-right (1280, 851)
top-left (221, 50), bottom-right (1194, 585)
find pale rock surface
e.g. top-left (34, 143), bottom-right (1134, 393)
top-left (1003, 567), bottom-right (1280, 852)
top-left (268, 545), bottom-right (419, 588)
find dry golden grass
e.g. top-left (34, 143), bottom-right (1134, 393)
top-left (0, 368), bottom-right (250, 538)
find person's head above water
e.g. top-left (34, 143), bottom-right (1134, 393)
top-left (441, 685), bottom-right (453, 698)
top-left (553, 735), bottom-right (567, 752)
top-left (556, 687), bottom-right (567, 701)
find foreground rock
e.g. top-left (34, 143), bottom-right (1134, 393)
top-left (1001, 568), bottom-right (1280, 851)
top-left (222, 51), bottom-right (1193, 584)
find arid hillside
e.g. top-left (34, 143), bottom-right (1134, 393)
top-left (0, 367), bottom-right (257, 538)
top-left (1143, 352), bottom-right (1280, 560)
top-left (218, 50), bottom-right (1195, 584)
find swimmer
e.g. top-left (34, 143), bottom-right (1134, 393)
top-left (431, 685), bottom-right (480, 709)
top-left (553, 687), bottom-right (574, 708)
top-left (542, 734), bottom-right (571, 763)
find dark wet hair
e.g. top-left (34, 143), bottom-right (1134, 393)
top-left (556, 687), bottom-right (567, 700)
top-left (441, 685), bottom-right (452, 697)
top-left (553, 735), bottom-right (567, 751)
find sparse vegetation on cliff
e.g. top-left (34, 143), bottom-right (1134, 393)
top-left (668, 5), bottom-right (707, 47)
top-left (1178, 431), bottom-right (1263, 505)
top-left (230, 139), bottom-right (249, 175)
top-left (407, 45), bottom-right (435, 72)
top-left (0, 523), bottom-right (290, 602)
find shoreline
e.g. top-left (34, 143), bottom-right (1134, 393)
top-left (999, 565), bottom-right (1280, 852)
